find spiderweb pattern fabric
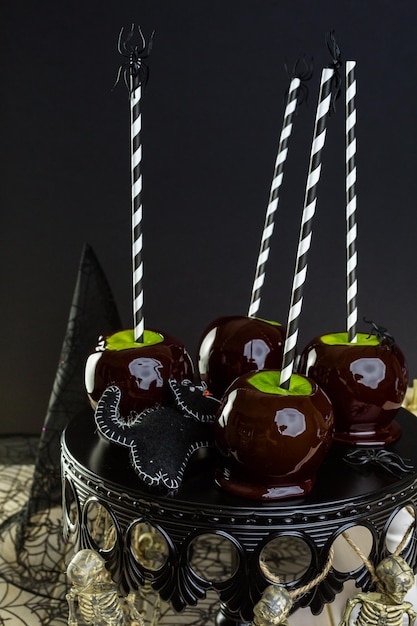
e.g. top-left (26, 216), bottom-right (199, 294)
top-left (0, 440), bottom-right (228, 625)
top-left (0, 436), bottom-right (68, 625)
top-left (0, 454), bottom-right (328, 626)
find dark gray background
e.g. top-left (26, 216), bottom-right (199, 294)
top-left (2, 1), bottom-right (416, 434)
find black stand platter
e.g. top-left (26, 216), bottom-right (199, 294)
top-left (61, 408), bottom-right (417, 623)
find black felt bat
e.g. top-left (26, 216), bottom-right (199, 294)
top-left (94, 379), bottom-right (220, 492)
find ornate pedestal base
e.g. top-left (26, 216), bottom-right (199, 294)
top-left (61, 409), bottom-right (417, 623)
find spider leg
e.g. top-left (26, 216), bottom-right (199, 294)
top-left (125, 24), bottom-right (146, 56)
top-left (143, 29), bottom-right (156, 58)
top-left (139, 63), bottom-right (149, 87)
top-left (112, 63), bottom-right (126, 90)
top-left (116, 26), bottom-right (124, 55)
top-left (125, 22), bottom-right (136, 45)
top-left (131, 24), bottom-right (154, 56)
top-left (117, 26), bottom-right (130, 56)
top-left (136, 24), bottom-right (146, 54)
top-left (123, 67), bottom-right (130, 92)
top-left (293, 56), bottom-right (313, 81)
top-left (117, 23), bottom-right (135, 56)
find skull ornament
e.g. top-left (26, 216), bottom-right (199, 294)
top-left (66, 549), bottom-right (144, 626)
top-left (252, 585), bottom-right (293, 626)
top-left (376, 555), bottom-right (415, 603)
top-left (67, 549), bottom-right (105, 589)
top-left (339, 555), bottom-right (417, 626)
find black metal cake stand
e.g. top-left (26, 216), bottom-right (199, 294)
top-left (61, 408), bottom-right (417, 624)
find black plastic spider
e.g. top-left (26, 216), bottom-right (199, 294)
top-left (113, 23), bottom-right (155, 95)
top-left (326, 29), bottom-right (342, 71)
top-left (363, 317), bottom-right (396, 349)
top-left (326, 29), bottom-right (342, 114)
top-left (344, 448), bottom-right (414, 477)
top-left (283, 56), bottom-right (314, 106)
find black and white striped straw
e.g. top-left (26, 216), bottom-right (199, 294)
top-left (248, 76), bottom-right (301, 318)
top-left (346, 60), bottom-right (358, 343)
top-left (280, 67), bottom-right (334, 390)
top-left (113, 23), bottom-right (154, 344)
top-left (130, 78), bottom-right (144, 343)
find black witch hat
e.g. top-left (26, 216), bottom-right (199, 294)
top-left (0, 244), bottom-right (121, 622)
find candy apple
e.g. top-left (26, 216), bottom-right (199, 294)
top-left (298, 331), bottom-right (409, 445)
top-left (214, 370), bottom-right (334, 500)
top-left (85, 328), bottom-right (194, 416)
top-left (197, 316), bottom-right (286, 400)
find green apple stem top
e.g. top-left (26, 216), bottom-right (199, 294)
top-left (298, 328), bottom-right (409, 445)
top-left (213, 368), bottom-right (334, 499)
top-left (85, 328), bottom-right (194, 416)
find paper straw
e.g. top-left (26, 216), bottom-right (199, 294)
top-left (280, 67), bottom-right (334, 390)
top-left (130, 78), bottom-right (144, 343)
top-left (248, 77), bottom-right (301, 318)
top-left (114, 24), bottom-right (154, 343)
top-left (346, 61), bottom-right (358, 343)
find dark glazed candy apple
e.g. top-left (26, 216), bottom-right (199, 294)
top-left (85, 329), bottom-right (194, 416)
top-left (214, 370), bottom-right (334, 500)
top-left (197, 316), bottom-right (286, 400)
top-left (298, 331), bottom-right (409, 445)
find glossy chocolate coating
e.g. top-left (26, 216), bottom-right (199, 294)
top-left (197, 316), bottom-right (286, 400)
top-left (298, 335), bottom-right (409, 445)
top-left (214, 371), bottom-right (334, 500)
top-left (86, 329), bottom-right (194, 416)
